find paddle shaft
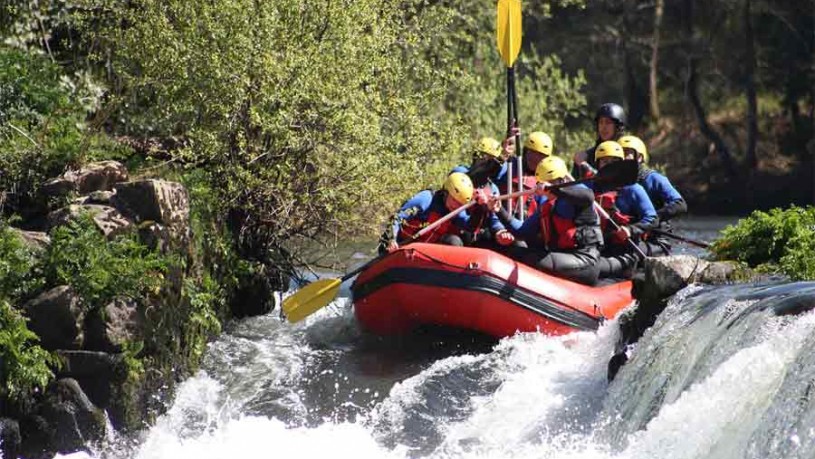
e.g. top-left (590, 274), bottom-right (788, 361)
top-left (650, 228), bottom-right (711, 249)
top-left (349, 201), bottom-right (476, 282)
top-left (510, 68), bottom-right (523, 220)
top-left (505, 68), bottom-right (514, 215)
top-left (564, 172), bottom-right (648, 259)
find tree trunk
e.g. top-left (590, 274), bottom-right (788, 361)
top-left (684, 0), bottom-right (738, 179)
top-left (744, 0), bottom-right (758, 169)
top-left (623, 0), bottom-right (647, 130)
top-left (649, 0), bottom-right (664, 120)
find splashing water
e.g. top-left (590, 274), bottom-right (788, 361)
top-left (60, 277), bottom-right (815, 459)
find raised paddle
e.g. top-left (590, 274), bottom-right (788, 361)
top-left (497, 0), bottom-right (522, 216)
top-left (282, 200), bottom-right (476, 323)
top-left (650, 228), bottom-right (711, 249)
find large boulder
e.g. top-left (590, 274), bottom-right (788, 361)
top-left (38, 378), bottom-right (107, 454)
top-left (84, 298), bottom-right (144, 353)
top-left (41, 161), bottom-right (128, 199)
top-left (47, 204), bottom-right (133, 238)
top-left (10, 228), bottom-right (51, 251)
top-left (636, 255), bottom-right (754, 303)
top-left (112, 180), bottom-right (190, 248)
top-left (56, 351), bottom-right (127, 411)
top-left (24, 286), bottom-right (84, 350)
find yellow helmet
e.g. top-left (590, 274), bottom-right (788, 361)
top-left (618, 135), bottom-right (648, 163)
top-left (475, 137), bottom-right (502, 158)
top-left (535, 156), bottom-right (569, 183)
top-left (444, 172), bottom-right (474, 204)
top-left (595, 141), bottom-right (625, 161)
top-left (524, 131), bottom-right (554, 156)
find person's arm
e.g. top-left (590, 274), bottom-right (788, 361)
top-left (650, 173), bottom-right (687, 220)
top-left (392, 190), bottom-right (433, 237)
top-left (628, 185), bottom-right (658, 235)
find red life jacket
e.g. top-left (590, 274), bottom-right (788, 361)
top-left (398, 193), bottom-right (460, 243)
top-left (538, 198), bottom-right (579, 250)
top-left (595, 191), bottom-right (634, 245)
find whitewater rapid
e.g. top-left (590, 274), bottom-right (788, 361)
top-left (55, 277), bottom-right (815, 459)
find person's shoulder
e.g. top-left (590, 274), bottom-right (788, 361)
top-left (450, 165), bottom-right (469, 175)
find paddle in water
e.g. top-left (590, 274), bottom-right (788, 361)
top-left (282, 201), bottom-right (476, 323)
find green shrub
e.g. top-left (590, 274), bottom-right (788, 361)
top-left (0, 298), bottom-right (58, 401)
top-left (43, 214), bottom-right (172, 312)
top-left (0, 223), bottom-right (44, 302)
top-left (712, 206), bottom-right (815, 280)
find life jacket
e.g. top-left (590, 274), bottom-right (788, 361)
top-left (538, 198), bottom-right (579, 250)
top-left (595, 190), bottom-right (634, 245)
top-left (398, 192), bottom-right (460, 243)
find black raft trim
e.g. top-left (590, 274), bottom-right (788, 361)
top-left (352, 267), bottom-right (600, 331)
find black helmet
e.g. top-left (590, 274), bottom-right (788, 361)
top-left (594, 103), bottom-right (626, 127)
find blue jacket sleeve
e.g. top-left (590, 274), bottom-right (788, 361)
top-left (501, 208), bottom-right (540, 242)
top-left (648, 172), bottom-right (683, 205)
top-left (630, 184), bottom-right (658, 228)
top-left (487, 183), bottom-right (506, 233)
top-left (392, 190), bottom-right (433, 237)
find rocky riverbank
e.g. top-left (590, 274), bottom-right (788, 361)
top-left (0, 161), bottom-right (273, 458)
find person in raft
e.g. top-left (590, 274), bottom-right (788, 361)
top-left (572, 103), bottom-right (627, 179)
top-left (495, 131), bottom-right (554, 215)
top-left (590, 141), bottom-right (658, 278)
top-left (385, 172), bottom-right (474, 252)
top-left (450, 137), bottom-right (516, 249)
top-left (618, 135), bottom-right (688, 256)
top-left (488, 155), bottom-right (604, 286)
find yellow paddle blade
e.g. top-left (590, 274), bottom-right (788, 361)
top-left (496, 0), bottom-right (522, 67)
top-left (282, 278), bottom-right (342, 323)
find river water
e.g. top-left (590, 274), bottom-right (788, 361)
top-left (59, 217), bottom-right (815, 459)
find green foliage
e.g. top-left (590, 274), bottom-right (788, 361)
top-left (0, 45), bottom-right (117, 216)
top-left (0, 298), bottom-right (58, 400)
top-left (712, 206), bottom-right (815, 280)
top-left (43, 214), bottom-right (172, 312)
top-left (182, 276), bottom-right (223, 363)
top-left (70, 0), bottom-right (592, 283)
top-left (0, 223), bottom-right (44, 302)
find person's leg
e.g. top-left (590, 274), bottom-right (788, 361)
top-left (439, 234), bottom-right (464, 247)
top-left (535, 247), bottom-right (601, 285)
top-left (598, 243), bottom-right (637, 278)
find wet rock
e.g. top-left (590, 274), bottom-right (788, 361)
top-left (644, 255), bottom-right (709, 299)
top-left (231, 265), bottom-right (274, 318)
top-left (0, 418), bottom-right (22, 459)
top-left (10, 228), bottom-right (51, 251)
top-left (138, 221), bottom-right (170, 253)
top-left (84, 298), bottom-right (144, 353)
top-left (56, 351), bottom-right (127, 410)
top-left (41, 161), bottom-right (128, 198)
top-left (39, 378), bottom-right (107, 453)
top-left (25, 286), bottom-right (84, 350)
top-left (47, 204), bottom-right (133, 238)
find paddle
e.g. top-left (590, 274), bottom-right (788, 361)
top-left (497, 0), bottom-right (522, 216)
top-left (650, 228), bottom-right (711, 249)
top-left (282, 200), bottom-right (476, 323)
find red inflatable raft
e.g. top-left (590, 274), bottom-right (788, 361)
top-left (352, 243), bottom-right (633, 338)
